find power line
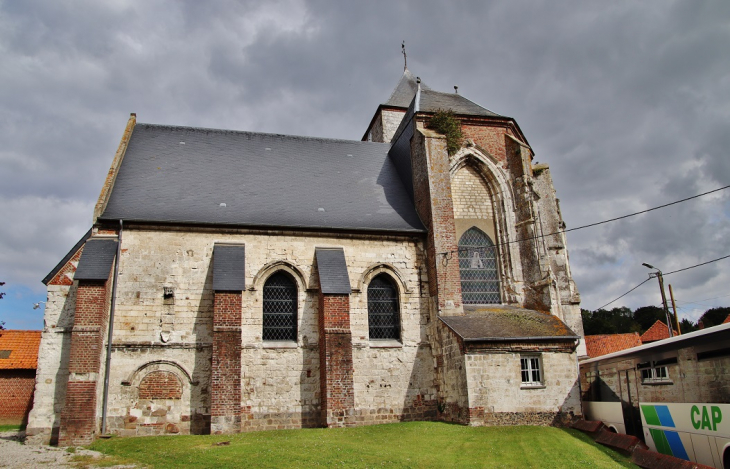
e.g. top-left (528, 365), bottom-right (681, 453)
top-left (595, 278), bottom-right (652, 311)
top-left (674, 292), bottom-right (730, 307)
top-left (664, 254), bottom-right (730, 276)
top-left (593, 253), bottom-right (730, 311)
top-left (438, 184), bottom-right (729, 256)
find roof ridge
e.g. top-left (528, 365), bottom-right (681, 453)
top-left (420, 88), bottom-right (505, 117)
top-left (137, 123), bottom-right (390, 146)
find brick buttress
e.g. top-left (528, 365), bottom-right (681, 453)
top-left (318, 293), bottom-right (355, 427)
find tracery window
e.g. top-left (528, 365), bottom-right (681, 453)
top-left (367, 274), bottom-right (400, 340)
top-left (262, 271), bottom-right (297, 341)
top-left (458, 227), bottom-right (500, 304)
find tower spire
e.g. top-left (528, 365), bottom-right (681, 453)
top-left (402, 41), bottom-right (407, 71)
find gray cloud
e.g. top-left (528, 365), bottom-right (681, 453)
top-left (1, 0), bottom-right (729, 327)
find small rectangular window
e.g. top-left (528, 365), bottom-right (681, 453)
top-left (639, 361), bottom-right (671, 384)
top-left (520, 355), bottom-right (543, 387)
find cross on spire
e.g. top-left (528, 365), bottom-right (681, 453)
top-left (402, 41), bottom-right (407, 71)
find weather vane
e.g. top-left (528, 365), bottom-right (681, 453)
top-left (402, 41), bottom-right (407, 71)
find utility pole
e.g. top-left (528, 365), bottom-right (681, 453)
top-left (668, 284), bottom-right (681, 335)
top-left (642, 263), bottom-right (674, 338)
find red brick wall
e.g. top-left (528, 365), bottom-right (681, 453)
top-left (48, 248), bottom-right (83, 286)
top-left (0, 370), bottom-right (36, 425)
top-left (318, 294), bottom-right (354, 427)
top-left (211, 291), bottom-right (242, 433)
top-left (59, 279), bottom-right (111, 446)
top-left (139, 371), bottom-right (183, 400)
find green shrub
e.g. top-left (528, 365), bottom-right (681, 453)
top-left (427, 109), bottom-right (463, 156)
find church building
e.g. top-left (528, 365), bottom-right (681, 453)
top-left (27, 69), bottom-right (585, 445)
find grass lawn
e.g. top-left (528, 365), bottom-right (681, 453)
top-left (0, 424), bottom-right (23, 432)
top-left (88, 422), bottom-right (638, 468)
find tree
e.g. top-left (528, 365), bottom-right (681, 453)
top-left (581, 307), bottom-right (641, 335)
top-left (633, 306), bottom-right (666, 332)
top-left (679, 318), bottom-right (698, 334)
top-left (698, 307), bottom-right (730, 328)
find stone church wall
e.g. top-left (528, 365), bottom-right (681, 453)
top-left (55, 227), bottom-right (431, 436)
top-left (464, 348), bottom-right (580, 426)
top-left (26, 283), bottom-right (77, 444)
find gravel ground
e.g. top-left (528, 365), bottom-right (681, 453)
top-left (0, 430), bottom-right (137, 468)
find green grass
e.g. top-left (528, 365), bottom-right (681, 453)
top-left (89, 422), bottom-right (637, 468)
top-left (0, 424), bottom-right (23, 432)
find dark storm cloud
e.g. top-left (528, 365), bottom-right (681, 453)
top-left (1, 0), bottom-right (729, 327)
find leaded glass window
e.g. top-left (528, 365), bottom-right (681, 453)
top-left (263, 272), bottom-right (297, 341)
top-left (458, 227), bottom-right (500, 304)
top-left (367, 274), bottom-right (400, 340)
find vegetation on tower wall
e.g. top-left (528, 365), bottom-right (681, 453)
top-left (427, 109), bottom-right (463, 156)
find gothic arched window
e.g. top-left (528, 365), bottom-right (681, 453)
top-left (458, 227), bottom-right (501, 304)
top-left (263, 271), bottom-right (297, 341)
top-left (367, 274), bottom-right (400, 340)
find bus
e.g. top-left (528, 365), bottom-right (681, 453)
top-left (580, 322), bottom-right (730, 468)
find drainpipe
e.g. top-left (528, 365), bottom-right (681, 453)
top-left (101, 219), bottom-right (123, 434)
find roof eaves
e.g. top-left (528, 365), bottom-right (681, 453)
top-left (42, 228), bottom-right (92, 285)
top-left (462, 336), bottom-right (579, 343)
top-left (95, 217), bottom-right (427, 235)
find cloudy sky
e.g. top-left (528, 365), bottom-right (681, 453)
top-left (1, 1), bottom-right (729, 329)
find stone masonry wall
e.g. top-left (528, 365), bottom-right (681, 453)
top-left (433, 323), bottom-right (469, 424)
top-left (26, 283), bottom-right (76, 444)
top-left (452, 166), bottom-right (495, 221)
top-left (465, 349), bottom-right (580, 426)
top-left (92, 227), bottom-right (429, 435)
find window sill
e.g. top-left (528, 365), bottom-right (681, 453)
top-left (263, 341), bottom-right (298, 349)
top-left (369, 339), bottom-right (402, 348)
top-left (520, 384), bottom-right (546, 390)
top-left (641, 380), bottom-right (673, 386)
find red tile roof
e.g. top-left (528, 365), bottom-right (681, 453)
top-left (0, 330), bottom-right (42, 370)
top-left (585, 333), bottom-right (642, 358)
top-left (640, 320), bottom-right (677, 343)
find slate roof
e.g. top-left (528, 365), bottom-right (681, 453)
top-left (419, 89), bottom-right (502, 117)
top-left (384, 69), bottom-right (503, 118)
top-left (440, 305), bottom-right (578, 342)
top-left (0, 330), bottom-right (41, 370)
top-left (384, 69), bottom-right (430, 107)
top-left (640, 320), bottom-right (677, 343)
top-left (584, 333), bottom-right (642, 358)
top-left (213, 244), bottom-right (246, 291)
top-left (100, 124), bottom-right (425, 234)
top-left (315, 248), bottom-right (351, 295)
top-left (74, 238), bottom-right (118, 281)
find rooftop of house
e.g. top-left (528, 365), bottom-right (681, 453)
top-left (0, 330), bottom-right (42, 370)
top-left (640, 320), bottom-right (678, 343)
top-left (584, 333), bottom-right (642, 358)
top-left (440, 305), bottom-right (579, 342)
top-left (99, 124), bottom-right (425, 233)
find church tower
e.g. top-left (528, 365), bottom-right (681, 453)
top-left (365, 69), bottom-right (585, 424)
